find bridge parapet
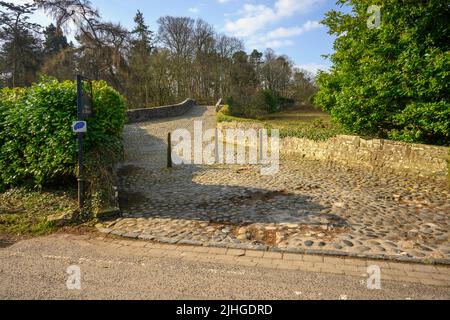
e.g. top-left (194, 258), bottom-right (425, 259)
top-left (127, 99), bottom-right (196, 123)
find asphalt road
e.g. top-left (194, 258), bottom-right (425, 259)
top-left (0, 234), bottom-right (448, 300)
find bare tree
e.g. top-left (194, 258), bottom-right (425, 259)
top-left (191, 19), bottom-right (215, 101)
top-left (35, 0), bottom-right (100, 37)
top-left (76, 21), bottom-right (130, 88)
top-left (214, 34), bottom-right (244, 98)
top-left (157, 16), bottom-right (194, 59)
top-left (288, 67), bottom-right (318, 105)
top-left (262, 49), bottom-right (292, 96)
top-left (215, 34), bottom-right (243, 60)
top-left (193, 19), bottom-right (215, 54)
top-left (36, 0), bottom-right (129, 88)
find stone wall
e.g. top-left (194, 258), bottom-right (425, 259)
top-left (217, 122), bottom-right (449, 179)
top-left (282, 135), bottom-right (449, 178)
top-left (127, 99), bottom-right (196, 123)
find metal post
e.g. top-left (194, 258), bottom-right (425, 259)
top-left (76, 75), bottom-right (85, 209)
top-left (167, 132), bottom-right (172, 168)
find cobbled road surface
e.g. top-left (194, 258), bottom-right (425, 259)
top-left (97, 105), bottom-right (450, 264)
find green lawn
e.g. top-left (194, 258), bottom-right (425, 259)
top-left (0, 188), bottom-right (78, 236)
top-left (217, 105), bottom-right (345, 141)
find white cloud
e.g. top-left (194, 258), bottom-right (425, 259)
top-left (188, 7), bottom-right (200, 14)
top-left (275, 0), bottom-right (321, 16)
top-left (245, 20), bottom-right (321, 50)
top-left (267, 20), bottom-right (321, 39)
top-left (225, 0), bottom-right (323, 37)
top-left (225, 4), bottom-right (276, 37)
top-left (246, 35), bottom-right (294, 49)
top-left (218, 0), bottom-right (231, 3)
top-left (264, 39), bottom-right (295, 48)
top-left (296, 63), bottom-right (329, 75)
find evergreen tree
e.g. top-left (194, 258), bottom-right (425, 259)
top-left (131, 10), bottom-right (154, 54)
top-left (0, 1), bottom-right (42, 87)
top-left (43, 23), bottom-right (69, 55)
top-left (127, 10), bottom-right (154, 107)
top-left (249, 49), bottom-right (263, 86)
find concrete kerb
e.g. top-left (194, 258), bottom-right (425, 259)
top-left (92, 229), bottom-right (450, 287)
top-left (97, 226), bottom-right (450, 266)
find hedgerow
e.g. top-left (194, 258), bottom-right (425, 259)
top-left (314, 1), bottom-right (450, 146)
top-left (0, 78), bottom-right (126, 200)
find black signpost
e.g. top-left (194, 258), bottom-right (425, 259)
top-left (76, 75), bottom-right (93, 209)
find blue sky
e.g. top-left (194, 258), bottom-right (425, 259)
top-left (20, 0), bottom-right (352, 74)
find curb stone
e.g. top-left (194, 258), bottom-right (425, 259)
top-left (97, 226), bottom-right (450, 266)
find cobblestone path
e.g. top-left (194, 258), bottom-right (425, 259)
top-left (96, 105), bottom-right (450, 264)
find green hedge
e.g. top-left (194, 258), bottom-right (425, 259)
top-left (314, 1), bottom-right (449, 146)
top-left (0, 78), bottom-right (126, 191)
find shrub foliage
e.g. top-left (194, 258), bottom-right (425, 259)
top-left (227, 89), bottom-right (281, 119)
top-left (0, 78), bottom-right (126, 191)
top-left (314, 0), bottom-right (450, 145)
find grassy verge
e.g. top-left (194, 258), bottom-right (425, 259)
top-left (217, 105), bottom-right (345, 141)
top-left (0, 188), bottom-right (78, 236)
top-left (217, 106), bottom-right (258, 123)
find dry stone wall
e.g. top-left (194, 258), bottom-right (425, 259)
top-left (217, 122), bottom-right (449, 179)
top-left (127, 99), bottom-right (196, 123)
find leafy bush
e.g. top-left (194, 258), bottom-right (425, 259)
top-left (276, 96), bottom-right (295, 109)
top-left (226, 89), bottom-right (279, 119)
top-left (314, 0), bottom-right (450, 145)
top-left (217, 105), bottom-right (344, 141)
top-left (216, 105), bottom-right (256, 123)
top-left (0, 78), bottom-right (126, 192)
top-left (253, 89), bottom-right (278, 114)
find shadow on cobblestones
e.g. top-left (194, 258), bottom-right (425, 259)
top-left (97, 105), bottom-right (450, 263)
top-left (107, 124), bottom-right (351, 249)
top-left (117, 163), bottom-right (348, 228)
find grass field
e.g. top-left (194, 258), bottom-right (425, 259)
top-left (0, 188), bottom-right (78, 236)
top-left (217, 105), bottom-right (345, 141)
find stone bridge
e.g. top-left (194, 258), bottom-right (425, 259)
top-left (96, 104), bottom-right (450, 264)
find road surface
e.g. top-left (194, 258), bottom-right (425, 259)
top-left (0, 233), bottom-right (448, 300)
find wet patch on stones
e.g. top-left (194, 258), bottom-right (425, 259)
top-left (241, 225), bottom-right (278, 246)
top-left (231, 222), bottom-right (349, 247)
